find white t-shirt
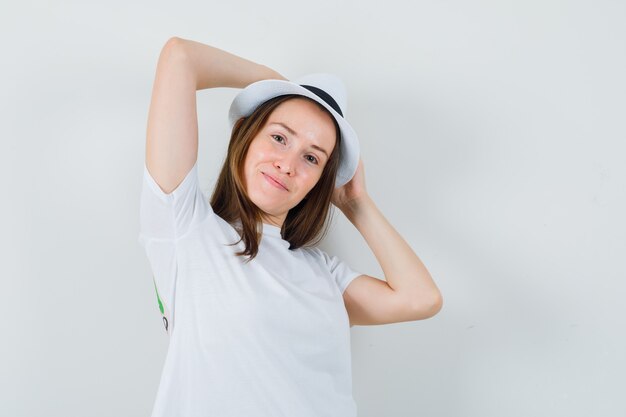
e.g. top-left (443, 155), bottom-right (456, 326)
top-left (138, 160), bottom-right (363, 417)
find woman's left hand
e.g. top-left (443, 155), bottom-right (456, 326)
top-left (331, 157), bottom-right (368, 211)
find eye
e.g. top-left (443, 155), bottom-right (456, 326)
top-left (305, 155), bottom-right (319, 165)
top-left (272, 134), bottom-right (319, 166)
top-left (271, 134), bottom-right (285, 144)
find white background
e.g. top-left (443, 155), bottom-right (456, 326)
top-left (2, 1), bottom-right (625, 416)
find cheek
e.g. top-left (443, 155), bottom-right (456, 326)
top-left (244, 145), bottom-right (271, 180)
top-left (304, 171), bottom-right (323, 190)
top-left (245, 143), bottom-right (264, 165)
top-left (249, 141), bottom-right (272, 162)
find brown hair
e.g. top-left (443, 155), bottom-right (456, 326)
top-left (209, 94), bottom-right (342, 263)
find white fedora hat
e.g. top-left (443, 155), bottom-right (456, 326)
top-left (228, 73), bottom-right (360, 189)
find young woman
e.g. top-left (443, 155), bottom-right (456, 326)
top-left (139, 37), bottom-right (442, 417)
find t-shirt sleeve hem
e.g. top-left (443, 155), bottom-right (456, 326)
top-left (143, 160), bottom-right (199, 202)
top-left (338, 271), bottom-right (363, 294)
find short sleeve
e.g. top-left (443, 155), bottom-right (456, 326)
top-left (137, 160), bottom-right (213, 336)
top-left (138, 160), bottom-right (213, 244)
top-left (315, 248), bottom-right (363, 294)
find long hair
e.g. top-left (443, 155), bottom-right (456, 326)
top-left (209, 94), bottom-right (342, 263)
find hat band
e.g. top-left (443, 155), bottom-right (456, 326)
top-left (300, 84), bottom-right (343, 117)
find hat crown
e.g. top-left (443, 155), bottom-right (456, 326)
top-left (293, 73), bottom-right (348, 117)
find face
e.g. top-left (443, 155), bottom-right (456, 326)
top-left (242, 97), bottom-right (337, 227)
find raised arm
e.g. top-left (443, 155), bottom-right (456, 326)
top-left (332, 159), bottom-right (443, 326)
top-left (145, 36), bottom-right (287, 194)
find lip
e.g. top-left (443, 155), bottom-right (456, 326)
top-left (262, 172), bottom-right (288, 191)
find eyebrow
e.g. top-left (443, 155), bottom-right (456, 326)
top-left (270, 122), bottom-right (330, 160)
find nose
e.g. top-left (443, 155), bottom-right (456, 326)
top-left (274, 152), bottom-right (297, 175)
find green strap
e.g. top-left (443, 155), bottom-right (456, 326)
top-left (152, 275), bottom-right (165, 315)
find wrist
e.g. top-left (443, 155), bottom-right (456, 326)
top-left (340, 194), bottom-right (373, 221)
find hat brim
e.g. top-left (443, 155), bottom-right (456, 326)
top-left (228, 79), bottom-right (359, 189)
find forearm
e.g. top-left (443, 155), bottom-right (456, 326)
top-left (342, 195), bottom-right (442, 307)
top-left (167, 37), bottom-right (288, 90)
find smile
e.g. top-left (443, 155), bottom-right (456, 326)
top-left (263, 173), bottom-right (288, 191)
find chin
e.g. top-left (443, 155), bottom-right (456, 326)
top-left (250, 193), bottom-right (287, 214)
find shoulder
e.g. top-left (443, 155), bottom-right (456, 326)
top-left (299, 245), bottom-right (322, 258)
top-left (299, 246), bottom-right (338, 269)
top-left (296, 246), bottom-right (323, 263)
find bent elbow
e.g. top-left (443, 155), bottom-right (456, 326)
top-left (429, 292), bottom-right (444, 317)
top-left (411, 291), bottom-right (443, 320)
